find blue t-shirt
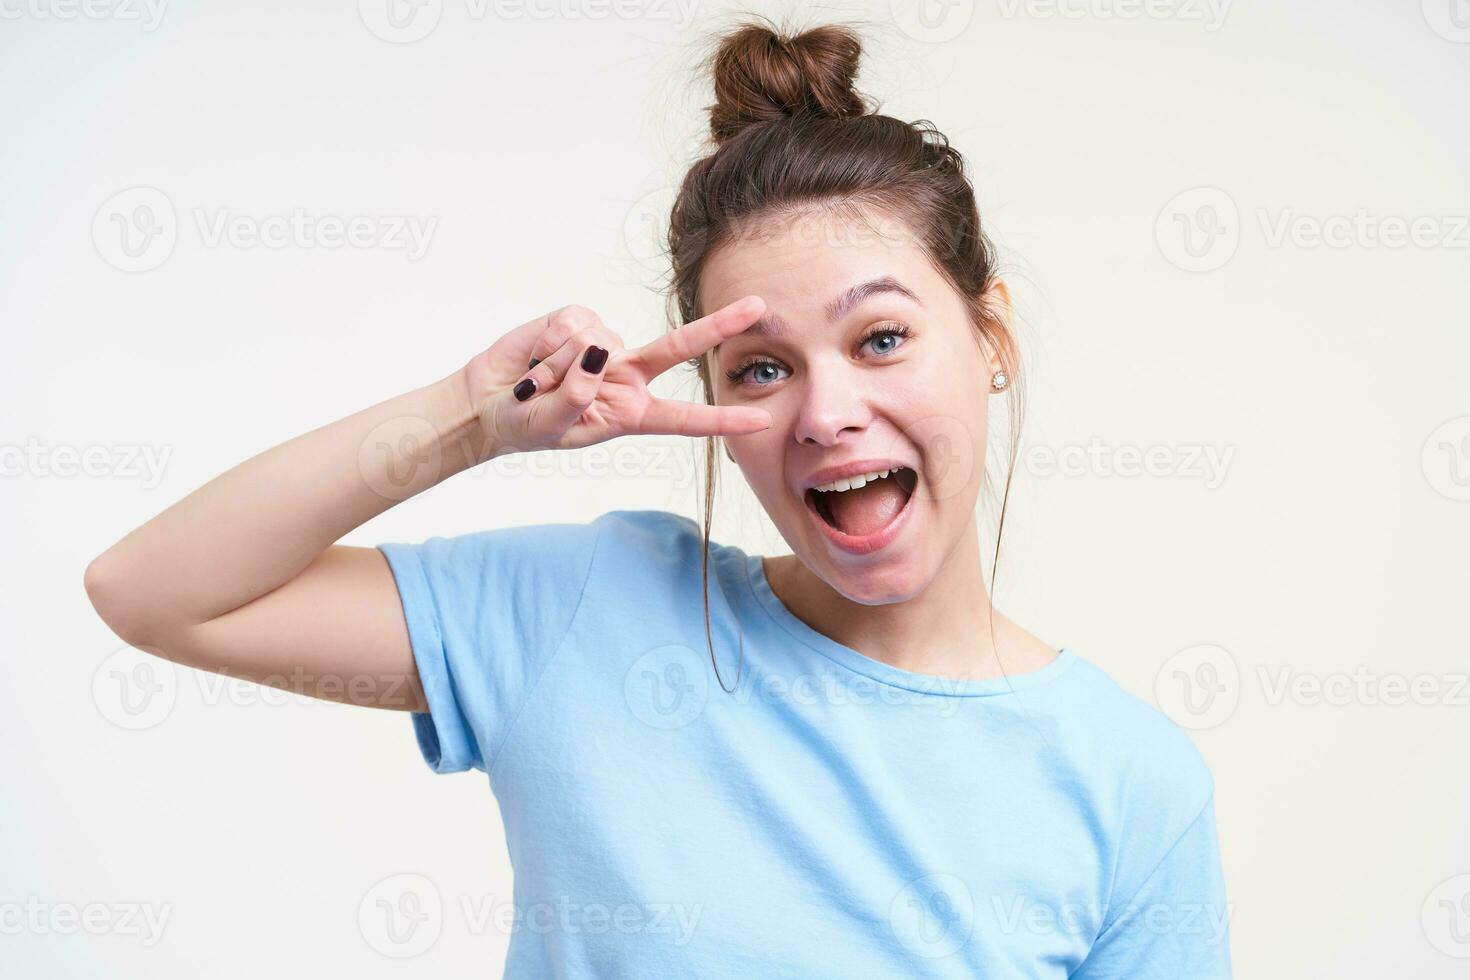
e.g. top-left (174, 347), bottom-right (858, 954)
top-left (378, 508), bottom-right (1232, 978)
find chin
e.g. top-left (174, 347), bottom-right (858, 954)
top-left (788, 511), bottom-right (935, 606)
top-left (822, 561), bottom-right (928, 606)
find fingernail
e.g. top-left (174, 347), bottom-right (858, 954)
top-left (513, 378), bottom-right (537, 402)
top-left (580, 345), bottom-right (608, 374)
top-left (528, 357), bottom-right (540, 369)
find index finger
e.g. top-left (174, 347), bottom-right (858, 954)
top-left (623, 295), bottom-right (766, 382)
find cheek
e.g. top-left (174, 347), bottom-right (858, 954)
top-left (726, 427), bottom-right (788, 496)
top-left (726, 410), bottom-right (816, 516)
top-left (885, 360), bottom-right (978, 427)
top-left (925, 343), bottom-right (989, 431)
top-left (888, 360), bottom-right (989, 507)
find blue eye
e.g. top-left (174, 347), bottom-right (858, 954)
top-left (863, 324), bottom-right (911, 356)
top-left (726, 359), bottom-right (789, 387)
top-left (724, 324), bottom-right (910, 388)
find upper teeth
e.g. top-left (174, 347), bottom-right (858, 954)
top-left (812, 467), bottom-right (904, 493)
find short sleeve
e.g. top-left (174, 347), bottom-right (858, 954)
top-left (1072, 792), bottom-right (1233, 979)
top-left (377, 517), bottom-right (605, 775)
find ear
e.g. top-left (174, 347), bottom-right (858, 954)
top-left (981, 277), bottom-right (1020, 377)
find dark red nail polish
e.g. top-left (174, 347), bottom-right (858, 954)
top-left (528, 357), bottom-right (540, 369)
top-left (580, 345), bottom-right (608, 373)
top-left (513, 378), bottom-right (537, 401)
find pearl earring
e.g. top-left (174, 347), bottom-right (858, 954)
top-left (990, 369), bottom-right (1010, 393)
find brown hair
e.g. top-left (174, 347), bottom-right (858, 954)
top-left (664, 16), bottom-right (1026, 691)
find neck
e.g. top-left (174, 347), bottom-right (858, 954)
top-left (764, 511), bottom-right (1032, 681)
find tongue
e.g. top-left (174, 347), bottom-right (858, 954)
top-left (826, 477), bottom-right (908, 537)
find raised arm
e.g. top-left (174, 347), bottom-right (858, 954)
top-left (83, 299), bottom-right (771, 712)
top-left (82, 370), bottom-right (485, 711)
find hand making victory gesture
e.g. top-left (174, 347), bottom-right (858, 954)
top-left (465, 296), bottom-right (773, 455)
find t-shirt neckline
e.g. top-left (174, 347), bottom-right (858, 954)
top-left (739, 551), bottom-right (1078, 698)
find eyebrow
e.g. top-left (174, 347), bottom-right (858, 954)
top-left (735, 276), bottom-right (924, 342)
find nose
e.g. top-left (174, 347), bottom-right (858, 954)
top-left (792, 360), bottom-right (871, 447)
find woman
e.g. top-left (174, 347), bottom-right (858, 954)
top-left (84, 19), bottom-right (1232, 978)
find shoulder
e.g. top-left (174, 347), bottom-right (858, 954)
top-left (376, 509), bottom-right (727, 657)
top-left (380, 508), bottom-right (722, 578)
top-left (585, 508), bottom-right (746, 591)
top-left (587, 508), bottom-right (710, 563)
top-left (1050, 653), bottom-right (1216, 829)
top-left (592, 508), bottom-right (704, 551)
top-left (378, 510), bottom-right (706, 601)
top-left (387, 509), bottom-right (706, 565)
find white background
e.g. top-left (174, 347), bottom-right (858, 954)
top-left (3, 0), bottom-right (1469, 976)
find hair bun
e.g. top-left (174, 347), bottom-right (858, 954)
top-left (708, 22), bottom-right (873, 144)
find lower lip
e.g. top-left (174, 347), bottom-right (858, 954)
top-left (804, 481), bottom-right (916, 556)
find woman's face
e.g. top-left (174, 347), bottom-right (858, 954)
top-left (699, 207), bottom-right (1007, 604)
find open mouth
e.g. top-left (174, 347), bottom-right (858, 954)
top-left (805, 466), bottom-right (918, 542)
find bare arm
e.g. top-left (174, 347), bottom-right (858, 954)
top-left (83, 372), bottom-right (484, 711)
top-left (82, 299), bottom-right (772, 712)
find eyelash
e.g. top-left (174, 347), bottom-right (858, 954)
top-left (724, 323), bottom-right (912, 387)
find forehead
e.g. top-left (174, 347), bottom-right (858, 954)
top-left (696, 207), bottom-right (943, 323)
